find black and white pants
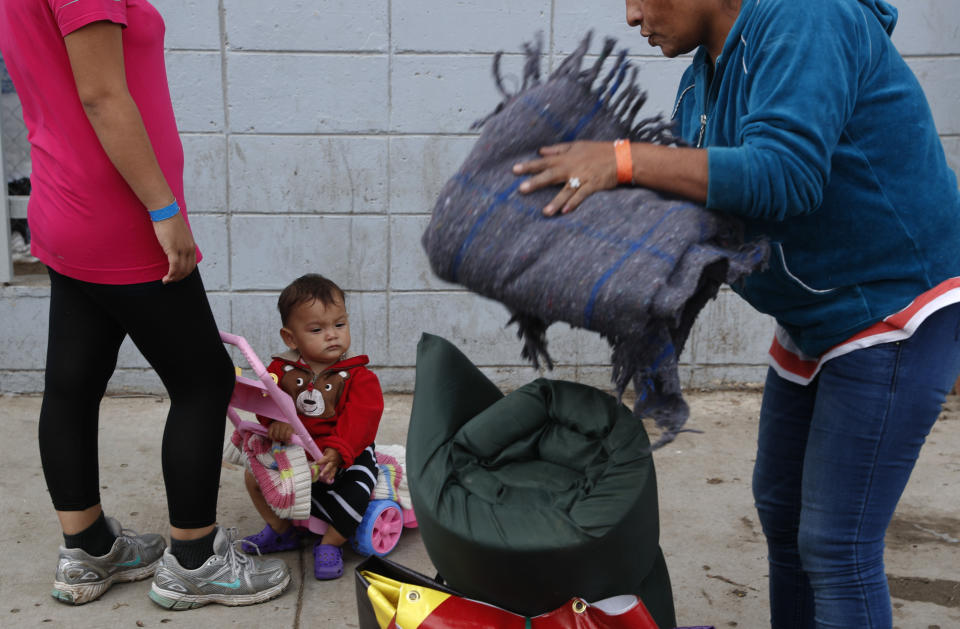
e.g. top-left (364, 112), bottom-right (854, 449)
top-left (310, 444), bottom-right (378, 538)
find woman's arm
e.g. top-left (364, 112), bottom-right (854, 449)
top-left (517, 0), bottom-right (869, 221)
top-left (64, 20), bottom-right (195, 283)
top-left (513, 140), bottom-right (708, 216)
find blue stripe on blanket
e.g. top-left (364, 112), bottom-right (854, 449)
top-left (452, 178), bottom-right (526, 281)
top-left (583, 203), bottom-right (689, 326)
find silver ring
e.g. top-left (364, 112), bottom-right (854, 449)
top-left (568, 177), bottom-right (581, 190)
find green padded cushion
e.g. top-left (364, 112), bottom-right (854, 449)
top-left (407, 334), bottom-right (675, 625)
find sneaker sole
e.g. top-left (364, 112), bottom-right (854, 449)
top-left (147, 574), bottom-right (290, 610)
top-left (52, 560), bottom-right (160, 605)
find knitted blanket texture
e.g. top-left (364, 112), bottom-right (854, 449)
top-left (421, 33), bottom-right (768, 446)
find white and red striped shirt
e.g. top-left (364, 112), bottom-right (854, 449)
top-left (769, 277), bottom-right (960, 385)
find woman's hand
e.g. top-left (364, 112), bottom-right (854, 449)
top-left (513, 141), bottom-right (711, 212)
top-left (152, 213), bottom-right (198, 284)
top-left (512, 141), bottom-right (618, 216)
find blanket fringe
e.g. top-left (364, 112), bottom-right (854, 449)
top-left (476, 31), bottom-right (679, 146)
top-left (507, 311), bottom-right (554, 371)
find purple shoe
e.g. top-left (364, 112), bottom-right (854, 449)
top-left (241, 524), bottom-right (301, 554)
top-left (313, 543), bottom-right (343, 580)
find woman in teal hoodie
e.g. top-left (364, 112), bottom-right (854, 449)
top-left (514, 0), bottom-right (960, 626)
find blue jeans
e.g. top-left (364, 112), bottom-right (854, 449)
top-left (752, 302), bottom-right (960, 629)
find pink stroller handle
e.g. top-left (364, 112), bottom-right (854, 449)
top-left (220, 330), bottom-right (323, 462)
top-left (220, 330), bottom-right (270, 378)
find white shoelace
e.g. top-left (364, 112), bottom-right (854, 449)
top-left (220, 528), bottom-right (254, 577)
top-left (117, 525), bottom-right (143, 544)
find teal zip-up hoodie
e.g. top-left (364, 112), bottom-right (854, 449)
top-left (673, 0), bottom-right (960, 356)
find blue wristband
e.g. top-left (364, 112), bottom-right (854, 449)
top-left (149, 200), bottom-right (180, 222)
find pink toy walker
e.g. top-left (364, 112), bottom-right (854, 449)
top-left (220, 331), bottom-right (413, 557)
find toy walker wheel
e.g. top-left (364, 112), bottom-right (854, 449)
top-left (352, 500), bottom-right (404, 557)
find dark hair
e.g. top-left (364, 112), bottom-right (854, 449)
top-left (277, 274), bottom-right (345, 326)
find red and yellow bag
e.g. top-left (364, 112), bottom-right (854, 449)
top-left (356, 556), bottom-right (660, 629)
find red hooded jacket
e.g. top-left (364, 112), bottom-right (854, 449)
top-left (261, 352), bottom-right (384, 467)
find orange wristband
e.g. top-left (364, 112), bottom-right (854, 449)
top-left (614, 139), bottom-right (633, 185)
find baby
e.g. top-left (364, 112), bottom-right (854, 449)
top-left (242, 273), bottom-right (384, 580)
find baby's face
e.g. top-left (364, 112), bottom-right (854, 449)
top-left (283, 298), bottom-right (351, 368)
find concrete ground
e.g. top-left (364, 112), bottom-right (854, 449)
top-left (1, 390), bottom-right (958, 628)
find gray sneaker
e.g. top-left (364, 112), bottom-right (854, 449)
top-left (149, 526), bottom-right (290, 610)
top-left (52, 517), bottom-right (166, 605)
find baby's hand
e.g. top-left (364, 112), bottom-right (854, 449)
top-left (267, 421), bottom-right (294, 443)
top-left (317, 447), bottom-right (343, 484)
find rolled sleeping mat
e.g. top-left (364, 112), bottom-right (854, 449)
top-left (407, 333), bottom-right (676, 627)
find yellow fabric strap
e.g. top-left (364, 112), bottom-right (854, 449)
top-left (362, 570), bottom-right (451, 629)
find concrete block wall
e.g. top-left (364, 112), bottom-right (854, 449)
top-left (1, 0), bottom-right (957, 395)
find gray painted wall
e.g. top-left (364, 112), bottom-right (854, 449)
top-left (1, 0), bottom-right (958, 394)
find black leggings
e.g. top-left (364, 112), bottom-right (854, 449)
top-left (39, 267), bottom-right (235, 529)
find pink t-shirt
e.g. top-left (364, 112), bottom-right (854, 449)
top-left (0, 0), bottom-right (201, 284)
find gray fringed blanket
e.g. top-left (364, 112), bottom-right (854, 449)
top-left (421, 33), bottom-right (768, 446)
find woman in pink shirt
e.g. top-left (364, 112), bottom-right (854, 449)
top-left (0, 0), bottom-right (289, 609)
